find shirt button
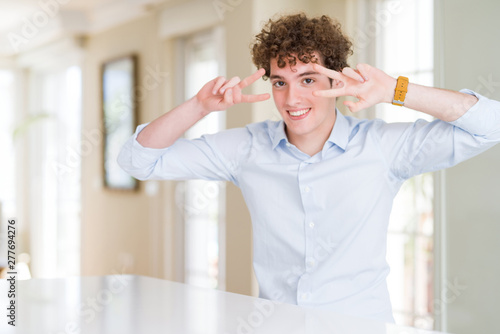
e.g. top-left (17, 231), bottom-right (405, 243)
top-left (306, 258), bottom-right (315, 271)
top-left (286, 143), bottom-right (291, 147)
top-left (309, 222), bottom-right (315, 229)
top-left (301, 293), bottom-right (308, 300)
top-left (304, 186), bottom-right (310, 193)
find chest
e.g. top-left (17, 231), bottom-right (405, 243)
top-left (237, 143), bottom-right (393, 215)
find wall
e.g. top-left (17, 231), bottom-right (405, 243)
top-left (81, 13), bottom-right (166, 277)
top-left (438, 1), bottom-right (500, 333)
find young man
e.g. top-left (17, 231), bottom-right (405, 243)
top-left (118, 14), bottom-right (500, 322)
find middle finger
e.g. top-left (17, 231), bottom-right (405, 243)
top-left (220, 76), bottom-right (241, 93)
top-left (238, 68), bottom-right (266, 89)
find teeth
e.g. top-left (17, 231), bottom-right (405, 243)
top-left (289, 108), bottom-right (310, 116)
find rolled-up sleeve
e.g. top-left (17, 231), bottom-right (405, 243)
top-left (449, 89), bottom-right (500, 138)
top-left (378, 89), bottom-right (500, 180)
top-left (117, 123), bottom-right (253, 186)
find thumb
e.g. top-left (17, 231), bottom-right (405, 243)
top-left (344, 100), bottom-right (370, 113)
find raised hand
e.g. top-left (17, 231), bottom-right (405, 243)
top-left (196, 68), bottom-right (270, 113)
top-left (312, 63), bottom-right (396, 113)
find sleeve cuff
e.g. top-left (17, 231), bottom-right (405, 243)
top-left (449, 89), bottom-right (495, 135)
top-left (130, 123), bottom-right (171, 162)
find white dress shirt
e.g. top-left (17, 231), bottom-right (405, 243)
top-left (118, 89), bottom-right (500, 322)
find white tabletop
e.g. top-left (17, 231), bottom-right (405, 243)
top-left (0, 275), bottom-right (448, 333)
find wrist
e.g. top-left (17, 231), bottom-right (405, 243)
top-left (385, 77), bottom-right (398, 104)
top-left (191, 95), bottom-right (211, 118)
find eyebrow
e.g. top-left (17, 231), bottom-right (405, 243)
top-left (269, 71), bottom-right (320, 80)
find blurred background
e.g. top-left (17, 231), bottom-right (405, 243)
top-left (0, 0), bottom-right (499, 333)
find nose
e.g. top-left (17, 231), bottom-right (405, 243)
top-left (285, 84), bottom-right (302, 107)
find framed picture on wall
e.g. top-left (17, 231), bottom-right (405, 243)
top-left (101, 55), bottom-right (139, 191)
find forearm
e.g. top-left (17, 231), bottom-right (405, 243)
top-left (136, 69), bottom-right (269, 149)
top-left (137, 96), bottom-right (208, 149)
top-left (386, 79), bottom-right (479, 122)
top-left (313, 63), bottom-right (479, 120)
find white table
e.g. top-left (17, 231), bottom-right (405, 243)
top-left (0, 275), bottom-right (448, 333)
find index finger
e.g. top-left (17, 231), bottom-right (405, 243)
top-left (237, 68), bottom-right (266, 89)
top-left (312, 63), bottom-right (343, 81)
top-left (241, 93), bottom-right (271, 103)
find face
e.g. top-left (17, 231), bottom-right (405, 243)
top-left (269, 55), bottom-right (338, 146)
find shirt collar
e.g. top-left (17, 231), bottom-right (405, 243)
top-left (270, 108), bottom-right (350, 151)
top-left (327, 109), bottom-right (349, 151)
top-left (271, 120), bottom-right (288, 150)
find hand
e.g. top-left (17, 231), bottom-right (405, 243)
top-left (312, 63), bottom-right (396, 112)
top-left (195, 68), bottom-right (270, 114)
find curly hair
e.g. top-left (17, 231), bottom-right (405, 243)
top-left (251, 13), bottom-right (353, 79)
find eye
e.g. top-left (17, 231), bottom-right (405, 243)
top-left (303, 78), bottom-right (314, 84)
top-left (273, 81), bottom-right (285, 88)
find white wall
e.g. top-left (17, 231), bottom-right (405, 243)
top-left (437, 1), bottom-right (500, 333)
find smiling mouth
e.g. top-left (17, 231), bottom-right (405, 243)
top-left (288, 108), bottom-right (311, 117)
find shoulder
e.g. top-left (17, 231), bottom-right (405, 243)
top-left (245, 119), bottom-right (281, 134)
top-left (341, 114), bottom-right (434, 145)
top-left (204, 120), bottom-right (276, 137)
top-left (341, 114), bottom-right (387, 139)
top-left (199, 120), bottom-right (276, 154)
top-left (345, 115), bottom-right (431, 133)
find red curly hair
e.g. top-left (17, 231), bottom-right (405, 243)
top-left (251, 13), bottom-right (353, 79)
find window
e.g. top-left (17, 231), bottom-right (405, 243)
top-left (28, 65), bottom-right (82, 278)
top-left (374, 0), bottom-right (436, 329)
top-left (0, 70), bottom-right (17, 272)
top-left (176, 28), bottom-right (226, 290)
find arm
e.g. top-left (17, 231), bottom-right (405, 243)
top-left (313, 63), bottom-right (500, 180)
top-left (137, 68), bottom-right (270, 148)
top-left (312, 63), bottom-right (478, 122)
top-left (117, 69), bottom-right (269, 181)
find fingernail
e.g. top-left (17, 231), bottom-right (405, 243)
top-left (227, 89), bottom-right (232, 95)
top-left (221, 88), bottom-right (225, 93)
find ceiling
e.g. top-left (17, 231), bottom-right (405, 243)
top-left (0, 0), bottom-right (120, 30)
top-left (0, 0), bottom-right (170, 57)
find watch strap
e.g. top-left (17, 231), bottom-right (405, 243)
top-left (392, 76), bottom-right (409, 106)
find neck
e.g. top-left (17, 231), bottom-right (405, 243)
top-left (286, 110), bottom-right (337, 157)
top-left (292, 138), bottom-right (327, 156)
